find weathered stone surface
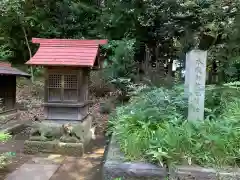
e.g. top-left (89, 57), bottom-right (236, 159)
top-left (5, 163), bottom-right (59, 180)
top-left (0, 111), bottom-right (29, 135)
top-left (24, 140), bottom-right (84, 156)
top-left (169, 165), bottom-right (240, 180)
top-left (0, 111), bottom-right (20, 125)
top-left (186, 50), bottom-right (207, 121)
top-left (103, 135), bottom-right (167, 180)
top-left (1, 121), bottom-right (29, 135)
top-left (30, 115), bottom-right (94, 146)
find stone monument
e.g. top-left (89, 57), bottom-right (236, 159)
top-left (185, 50), bottom-right (207, 121)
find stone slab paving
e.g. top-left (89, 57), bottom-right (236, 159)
top-left (5, 149), bottom-right (104, 180)
top-left (50, 148), bottom-right (105, 180)
top-left (5, 163), bottom-right (60, 180)
top-left (4, 155), bottom-right (66, 180)
top-left (3, 135), bottom-right (106, 180)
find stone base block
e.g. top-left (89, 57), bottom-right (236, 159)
top-left (103, 135), bottom-right (167, 180)
top-left (24, 140), bottom-right (84, 157)
top-left (104, 136), bottom-right (240, 180)
top-left (169, 165), bottom-right (240, 180)
top-left (3, 122), bottom-right (28, 134)
top-left (36, 114), bottom-right (92, 130)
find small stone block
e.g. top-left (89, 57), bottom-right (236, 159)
top-left (5, 163), bottom-right (59, 180)
top-left (103, 135), bottom-right (167, 180)
top-left (169, 165), bottom-right (240, 180)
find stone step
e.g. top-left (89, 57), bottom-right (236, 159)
top-left (0, 120), bottom-right (31, 134)
top-left (5, 156), bottom-right (62, 180)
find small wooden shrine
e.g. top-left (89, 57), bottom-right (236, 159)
top-left (26, 38), bottom-right (107, 122)
top-left (0, 62), bottom-right (30, 114)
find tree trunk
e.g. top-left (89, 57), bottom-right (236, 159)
top-left (167, 60), bottom-right (173, 78)
top-left (22, 26), bottom-right (34, 82)
top-left (166, 60), bottom-right (174, 87)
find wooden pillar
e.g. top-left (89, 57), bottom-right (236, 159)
top-left (44, 67), bottom-right (49, 119)
top-left (12, 76), bottom-right (17, 110)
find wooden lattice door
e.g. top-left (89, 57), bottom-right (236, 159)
top-left (48, 74), bottom-right (62, 101)
top-left (64, 74), bottom-right (78, 101)
top-left (48, 74), bottom-right (78, 102)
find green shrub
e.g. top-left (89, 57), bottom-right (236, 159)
top-left (110, 84), bottom-right (240, 168)
top-left (221, 98), bottom-right (240, 121)
top-left (0, 133), bottom-right (11, 141)
top-left (147, 118), bottom-right (240, 167)
top-left (110, 87), bottom-right (187, 160)
top-left (0, 152), bottom-right (14, 168)
top-left (0, 133), bottom-right (13, 168)
top-left (204, 83), bottom-right (240, 119)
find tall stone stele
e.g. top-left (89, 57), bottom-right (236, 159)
top-left (185, 49), bottom-right (207, 121)
top-left (184, 33), bottom-right (215, 121)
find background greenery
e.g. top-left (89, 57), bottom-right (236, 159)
top-left (1, 0), bottom-right (240, 84)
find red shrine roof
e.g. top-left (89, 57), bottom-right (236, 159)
top-left (25, 38), bottom-right (108, 67)
top-left (0, 62), bottom-right (30, 77)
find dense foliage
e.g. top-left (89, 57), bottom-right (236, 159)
top-left (109, 84), bottom-right (240, 167)
top-left (103, 39), bottom-right (136, 81)
top-left (0, 0), bottom-right (240, 83)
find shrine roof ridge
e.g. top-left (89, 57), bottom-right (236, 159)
top-left (26, 38), bottom-right (108, 67)
top-left (0, 62), bottom-right (30, 77)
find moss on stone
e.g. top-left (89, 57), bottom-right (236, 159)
top-left (24, 140), bottom-right (84, 157)
top-left (29, 136), bottom-right (48, 141)
top-left (59, 135), bottom-right (79, 143)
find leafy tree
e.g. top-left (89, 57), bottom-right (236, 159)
top-left (103, 39), bottom-right (136, 80)
top-left (0, 0), bottom-right (240, 84)
top-left (100, 0), bottom-right (240, 83)
top-left (0, 0), bottom-right (101, 64)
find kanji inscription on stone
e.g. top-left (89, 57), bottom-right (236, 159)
top-left (186, 50), bottom-right (207, 121)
